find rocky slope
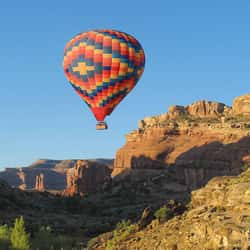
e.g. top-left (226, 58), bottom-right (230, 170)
top-left (0, 164), bottom-right (189, 248)
top-left (92, 167), bottom-right (250, 250)
top-left (113, 94), bottom-right (250, 190)
top-left (0, 158), bottom-right (113, 191)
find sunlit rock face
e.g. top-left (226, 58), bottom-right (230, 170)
top-left (233, 93), bottom-right (250, 115)
top-left (113, 94), bottom-right (250, 190)
top-left (186, 100), bottom-right (226, 117)
top-left (35, 173), bottom-right (45, 191)
top-left (64, 160), bottom-right (112, 196)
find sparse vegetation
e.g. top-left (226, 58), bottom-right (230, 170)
top-left (0, 224), bottom-right (11, 249)
top-left (0, 217), bottom-right (79, 250)
top-left (0, 217), bottom-right (31, 250)
top-left (10, 216), bottom-right (31, 250)
top-left (228, 170), bottom-right (250, 185)
top-left (154, 205), bottom-right (173, 223)
top-left (32, 226), bottom-right (53, 250)
top-left (241, 163), bottom-right (250, 172)
top-left (174, 114), bottom-right (220, 124)
top-left (106, 220), bottom-right (137, 250)
top-left (225, 114), bottom-right (250, 123)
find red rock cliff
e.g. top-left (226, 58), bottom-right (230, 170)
top-left (64, 160), bottom-right (112, 196)
top-left (113, 94), bottom-right (250, 190)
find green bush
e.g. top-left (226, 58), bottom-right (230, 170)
top-left (106, 220), bottom-right (136, 250)
top-left (115, 220), bottom-right (132, 231)
top-left (10, 216), bottom-right (31, 250)
top-left (154, 206), bottom-right (173, 223)
top-left (241, 163), bottom-right (250, 172)
top-left (0, 224), bottom-right (10, 240)
top-left (0, 224), bottom-right (11, 249)
top-left (32, 226), bottom-right (52, 250)
top-left (43, 234), bottom-right (75, 250)
top-left (32, 225), bottom-right (77, 250)
top-left (0, 218), bottom-right (79, 250)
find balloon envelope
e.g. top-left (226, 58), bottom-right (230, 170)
top-left (63, 29), bottom-right (145, 122)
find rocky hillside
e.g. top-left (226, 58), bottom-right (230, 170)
top-left (0, 164), bottom-right (189, 248)
top-left (91, 167), bottom-right (250, 249)
top-left (0, 158), bottom-right (113, 191)
top-left (113, 94), bottom-right (250, 190)
top-left (1, 164), bottom-right (249, 249)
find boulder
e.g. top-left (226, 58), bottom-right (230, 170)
top-left (233, 93), bottom-right (250, 115)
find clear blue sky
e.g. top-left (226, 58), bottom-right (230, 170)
top-left (1, 0), bottom-right (250, 169)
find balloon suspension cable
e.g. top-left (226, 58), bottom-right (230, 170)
top-left (96, 121), bottom-right (108, 130)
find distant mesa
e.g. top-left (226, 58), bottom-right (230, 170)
top-left (0, 158), bottom-right (114, 192)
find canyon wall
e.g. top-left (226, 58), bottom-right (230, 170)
top-left (0, 159), bottom-right (113, 191)
top-left (113, 94), bottom-right (250, 190)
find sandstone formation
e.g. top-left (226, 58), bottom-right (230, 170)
top-left (35, 173), bottom-right (45, 191)
top-left (0, 160), bottom-right (76, 190)
top-left (113, 95), bottom-right (250, 190)
top-left (64, 160), bottom-right (112, 196)
top-left (233, 93), bottom-right (250, 115)
top-left (167, 105), bottom-right (187, 119)
top-left (17, 168), bottom-right (26, 190)
top-left (186, 100), bottom-right (226, 117)
top-left (138, 99), bottom-right (231, 130)
top-left (0, 158), bottom-right (113, 191)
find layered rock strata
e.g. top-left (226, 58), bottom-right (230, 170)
top-left (113, 94), bottom-right (250, 190)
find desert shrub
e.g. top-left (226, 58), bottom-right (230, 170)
top-left (115, 220), bottom-right (132, 231)
top-left (47, 234), bottom-right (77, 250)
top-left (0, 224), bottom-right (11, 249)
top-left (106, 220), bottom-right (136, 250)
top-left (62, 196), bottom-right (82, 213)
top-left (10, 216), bottom-right (31, 250)
top-left (241, 163), bottom-right (250, 172)
top-left (0, 224), bottom-right (11, 240)
top-left (32, 225), bottom-right (77, 250)
top-left (154, 206), bottom-right (173, 223)
top-left (32, 226), bottom-right (53, 250)
top-left (226, 114), bottom-right (250, 123)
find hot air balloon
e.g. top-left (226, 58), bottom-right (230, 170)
top-left (63, 29), bottom-right (145, 130)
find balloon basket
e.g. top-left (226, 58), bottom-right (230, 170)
top-left (96, 122), bottom-right (108, 130)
